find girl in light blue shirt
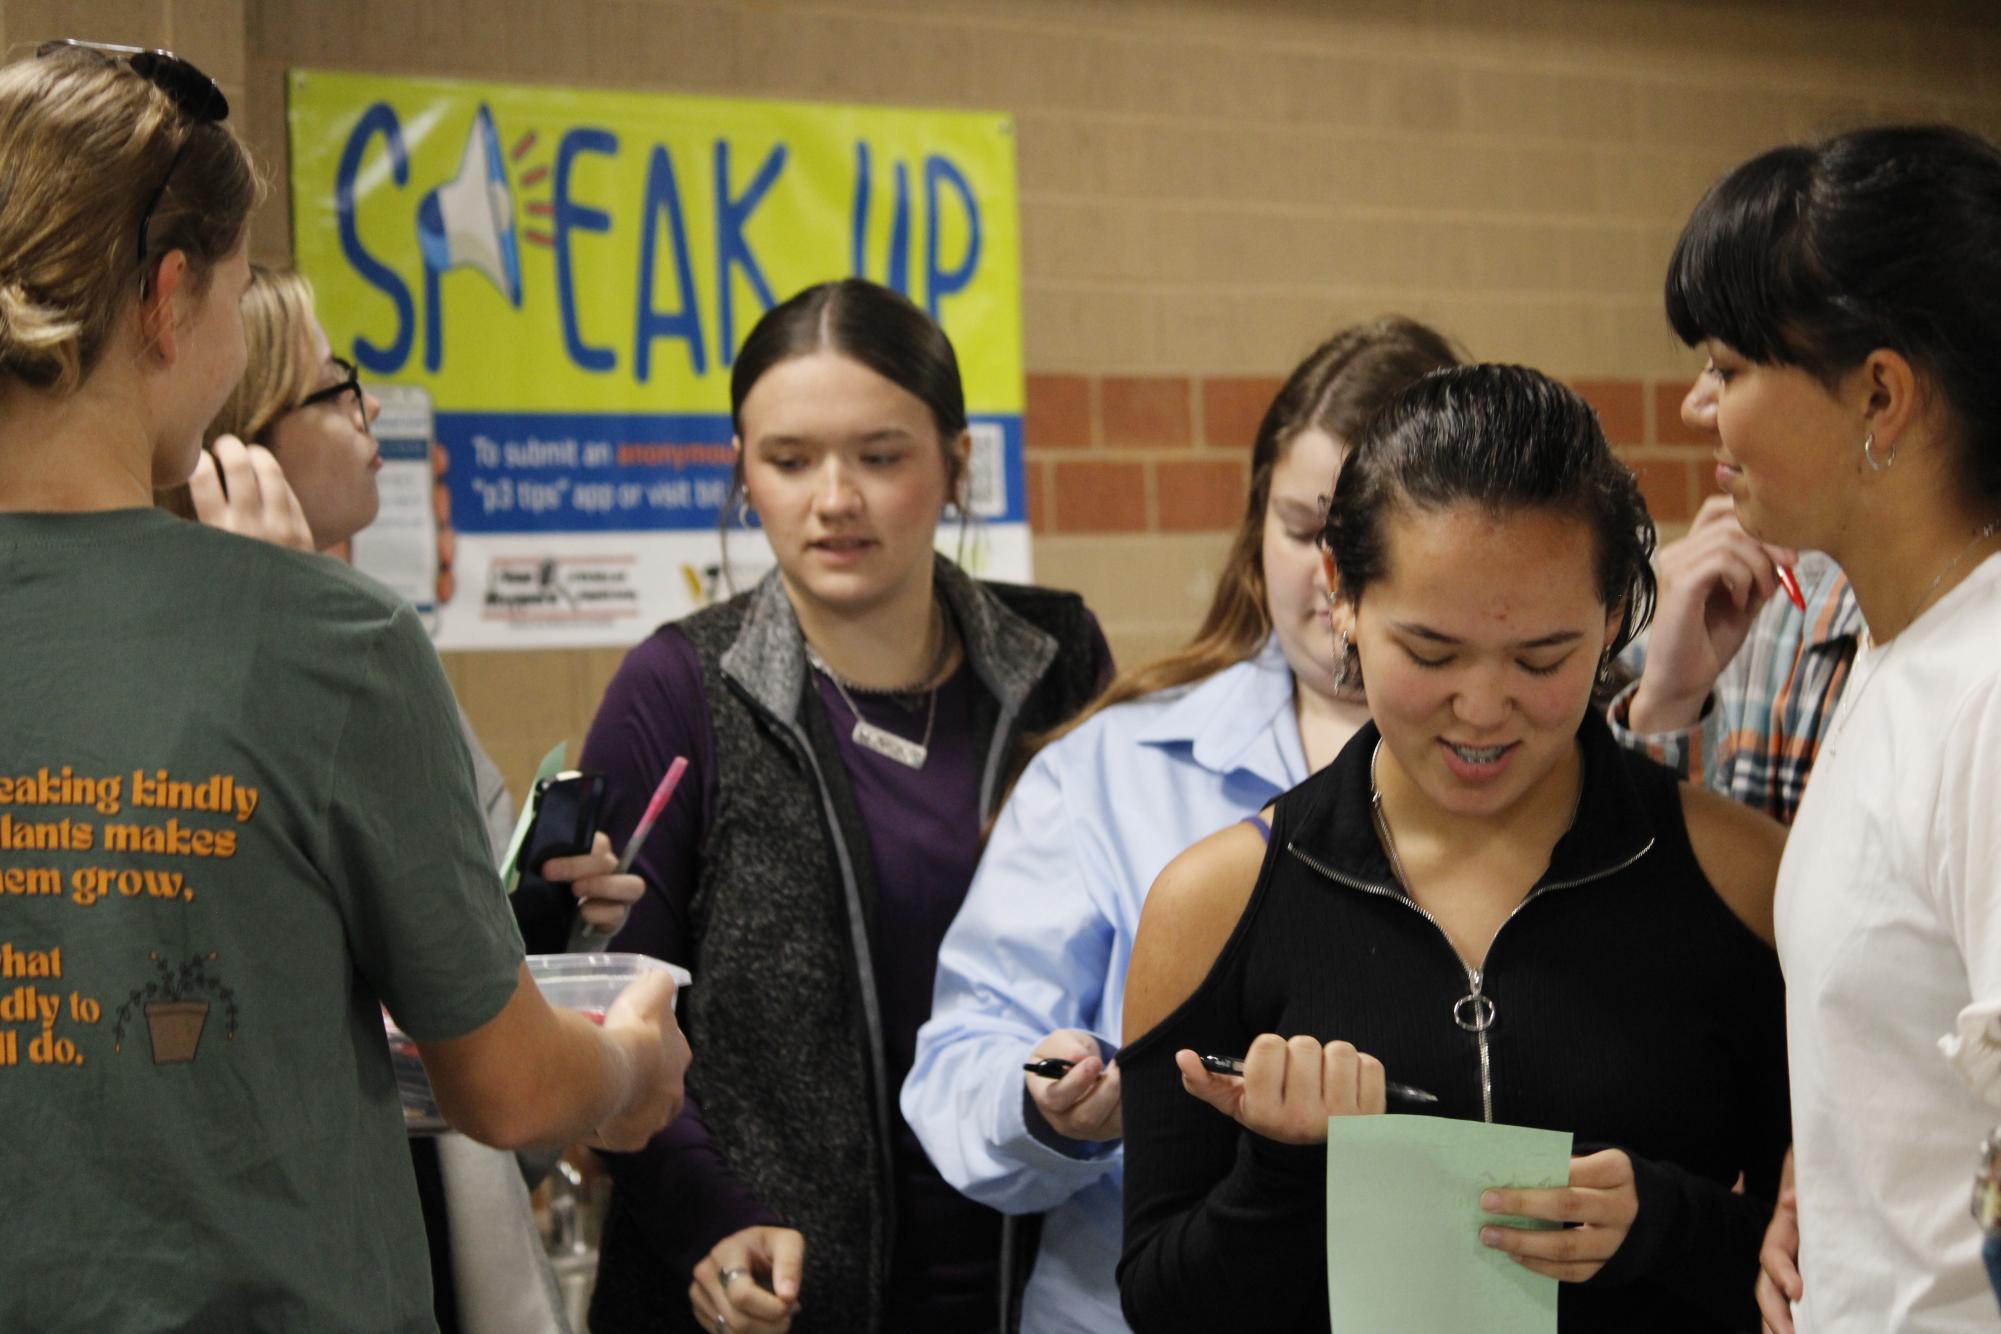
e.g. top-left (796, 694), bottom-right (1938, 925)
top-left (902, 317), bottom-right (1461, 1332)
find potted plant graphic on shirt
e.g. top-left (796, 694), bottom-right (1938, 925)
top-left (112, 951), bottom-right (240, 1065)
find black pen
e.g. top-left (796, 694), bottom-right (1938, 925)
top-left (1198, 1053), bottom-right (1439, 1104)
top-left (1023, 1057), bottom-right (1079, 1079)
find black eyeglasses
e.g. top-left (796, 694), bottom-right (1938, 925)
top-left (36, 40), bottom-right (229, 279)
top-left (292, 357), bottom-right (370, 423)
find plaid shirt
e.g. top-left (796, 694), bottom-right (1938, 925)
top-left (1608, 551), bottom-right (1862, 825)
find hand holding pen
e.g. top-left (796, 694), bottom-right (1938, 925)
top-left (544, 832), bottom-right (645, 937)
top-left (1172, 1035), bottom-right (1399, 1146)
top-left (1021, 1029), bottom-right (1123, 1142)
top-left (571, 756), bottom-right (689, 948)
top-left (1626, 495), bottom-right (1801, 736)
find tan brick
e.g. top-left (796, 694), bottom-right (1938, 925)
top-left (1033, 531), bottom-right (1237, 659)
top-left (14, 0), bottom-right (168, 50)
top-left (1026, 373), bottom-right (1093, 450)
top-left (1102, 376), bottom-right (1193, 449)
top-left (1201, 375), bottom-right (1283, 450)
top-left (1157, 459), bottom-right (1247, 532)
top-left (1052, 460), bottom-right (1148, 533)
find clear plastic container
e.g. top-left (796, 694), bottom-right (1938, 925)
top-left (385, 952), bottom-right (692, 1134)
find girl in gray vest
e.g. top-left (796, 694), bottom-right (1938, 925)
top-left (580, 279), bottom-right (1111, 1334)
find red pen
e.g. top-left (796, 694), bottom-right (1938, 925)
top-left (1776, 564), bottom-right (1807, 612)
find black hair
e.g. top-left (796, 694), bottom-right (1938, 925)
top-left (1666, 123), bottom-right (2001, 499)
top-left (1323, 364), bottom-right (1658, 656)
top-left (728, 276), bottom-right (967, 489)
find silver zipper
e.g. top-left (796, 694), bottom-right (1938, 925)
top-left (1286, 835), bottom-right (1655, 1122)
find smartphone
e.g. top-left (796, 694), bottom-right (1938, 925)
top-left (350, 383), bottom-right (439, 615)
top-left (523, 770), bottom-right (607, 874)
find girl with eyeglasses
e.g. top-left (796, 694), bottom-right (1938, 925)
top-left (0, 42), bottom-right (688, 1331)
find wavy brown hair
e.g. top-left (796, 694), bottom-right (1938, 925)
top-left (1046, 316), bottom-right (1462, 745)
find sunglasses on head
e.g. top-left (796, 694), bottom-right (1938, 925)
top-left (35, 39), bottom-right (229, 281)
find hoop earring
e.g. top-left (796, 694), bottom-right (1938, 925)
top-left (1862, 431), bottom-right (1897, 473)
top-left (734, 495), bottom-right (756, 528)
top-left (1597, 649), bottom-right (1615, 687)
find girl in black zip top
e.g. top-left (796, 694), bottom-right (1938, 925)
top-left (1117, 364), bottom-right (1791, 1332)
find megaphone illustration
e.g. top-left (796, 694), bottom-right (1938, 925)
top-left (418, 103), bottom-right (521, 307)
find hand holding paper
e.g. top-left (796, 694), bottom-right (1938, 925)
top-left (1326, 1115), bottom-right (1573, 1333)
top-left (1175, 1034), bottom-right (1385, 1144)
top-left (1478, 1147), bottom-right (1639, 1282)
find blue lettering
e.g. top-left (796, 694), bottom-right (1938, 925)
top-left (335, 103), bottom-right (414, 375)
top-left (888, 160), bottom-right (911, 297)
top-left (848, 142), bottom-right (911, 295)
top-left (849, 142), bottom-right (869, 278)
top-left (715, 141), bottom-right (787, 364)
top-left (924, 155), bottom-right (982, 322)
top-left (554, 127), bottom-right (619, 373)
top-left (634, 145), bottom-right (707, 380)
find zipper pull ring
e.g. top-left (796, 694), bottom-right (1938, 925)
top-left (1453, 992), bottom-right (1496, 1032)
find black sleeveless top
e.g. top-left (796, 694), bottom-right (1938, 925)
top-left (1117, 715), bottom-right (1789, 1332)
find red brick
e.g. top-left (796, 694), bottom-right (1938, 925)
top-left (1026, 373), bottom-right (1094, 450)
top-left (1102, 376), bottom-right (1193, 449)
top-left (1653, 380), bottom-right (1711, 447)
top-left (1157, 459), bottom-right (1247, 532)
top-left (1027, 459), bottom-right (1052, 534)
top-left (1624, 456), bottom-right (1697, 524)
top-left (1571, 379), bottom-right (1645, 446)
top-left (1052, 460), bottom-right (1149, 533)
top-left (1200, 375), bottom-right (1284, 450)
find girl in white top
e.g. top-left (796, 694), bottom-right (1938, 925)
top-left (1666, 124), bottom-right (2001, 1333)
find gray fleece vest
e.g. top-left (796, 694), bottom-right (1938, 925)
top-left (636, 559), bottom-right (1100, 1333)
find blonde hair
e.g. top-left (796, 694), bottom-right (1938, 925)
top-left (206, 265), bottom-right (320, 447)
top-left (156, 265), bottom-right (320, 520)
top-left (0, 45), bottom-right (257, 395)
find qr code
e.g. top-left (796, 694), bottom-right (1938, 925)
top-left (961, 421), bottom-right (1007, 518)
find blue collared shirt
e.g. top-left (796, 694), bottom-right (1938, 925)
top-left (902, 637), bottom-right (1307, 1333)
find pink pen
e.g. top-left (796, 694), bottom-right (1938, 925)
top-left (1776, 564), bottom-right (1807, 612)
top-left (615, 756), bottom-right (689, 875)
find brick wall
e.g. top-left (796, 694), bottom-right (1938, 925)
top-left (21, 0), bottom-right (2001, 795)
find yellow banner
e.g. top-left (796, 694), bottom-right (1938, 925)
top-left (288, 68), bottom-right (1022, 415)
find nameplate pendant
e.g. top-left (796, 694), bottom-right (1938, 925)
top-left (851, 720), bottom-right (928, 769)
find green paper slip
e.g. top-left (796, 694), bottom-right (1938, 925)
top-left (499, 742), bottom-right (568, 892)
top-left (1326, 1114), bottom-right (1572, 1333)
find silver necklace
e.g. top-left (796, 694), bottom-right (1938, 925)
top-left (815, 662), bottom-right (939, 769)
top-left (807, 610), bottom-right (956, 703)
top-left (803, 608), bottom-right (953, 770)
top-left (1825, 516), bottom-right (2001, 756)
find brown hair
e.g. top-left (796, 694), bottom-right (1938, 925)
top-left (158, 265), bottom-right (320, 520)
top-left (0, 45), bottom-right (257, 395)
top-left (719, 278), bottom-right (971, 586)
top-left (1050, 316), bottom-right (1462, 740)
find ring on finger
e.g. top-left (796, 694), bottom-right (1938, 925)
top-left (719, 1266), bottom-right (749, 1289)
top-left (714, 1312), bottom-right (729, 1334)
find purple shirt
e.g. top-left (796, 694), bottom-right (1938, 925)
top-left (590, 627), bottom-right (1000, 1324)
